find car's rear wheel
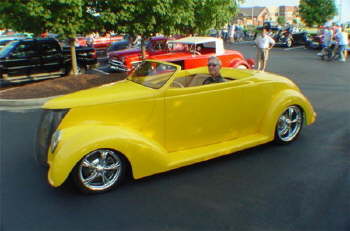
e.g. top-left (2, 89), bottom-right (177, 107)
top-left (72, 149), bottom-right (126, 193)
top-left (275, 105), bottom-right (303, 144)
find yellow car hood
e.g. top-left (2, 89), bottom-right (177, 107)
top-left (43, 80), bottom-right (156, 109)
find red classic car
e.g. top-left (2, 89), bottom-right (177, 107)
top-left (76, 35), bottom-right (123, 48)
top-left (108, 37), bottom-right (170, 71)
top-left (152, 37), bottom-right (255, 70)
top-left (92, 35), bottom-right (123, 49)
top-left (110, 37), bottom-right (254, 72)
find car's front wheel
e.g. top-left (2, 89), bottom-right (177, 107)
top-left (72, 149), bottom-right (126, 193)
top-left (236, 65), bottom-right (248, 69)
top-left (274, 105), bottom-right (303, 144)
top-left (77, 65), bottom-right (87, 74)
top-left (286, 38), bottom-right (293, 48)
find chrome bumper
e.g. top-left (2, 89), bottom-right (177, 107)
top-left (109, 59), bottom-right (129, 72)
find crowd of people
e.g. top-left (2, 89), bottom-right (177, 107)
top-left (252, 23), bottom-right (349, 72)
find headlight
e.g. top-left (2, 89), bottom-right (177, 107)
top-left (36, 109), bottom-right (69, 165)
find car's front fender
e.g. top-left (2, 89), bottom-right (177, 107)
top-left (259, 89), bottom-right (316, 138)
top-left (47, 124), bottom-right (168, 187)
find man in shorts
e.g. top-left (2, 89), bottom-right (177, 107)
top-left (255, 27), bottom-right (275, 71)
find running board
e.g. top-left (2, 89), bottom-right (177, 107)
top-left (4, 72), bottom-right (64, 83)
top-left (166, 134), bottom-right (271, 170)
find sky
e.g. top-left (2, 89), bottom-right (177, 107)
top-left (240, 0), bottom-right (350, 23)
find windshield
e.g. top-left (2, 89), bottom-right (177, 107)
top-left (128, 61), bottom-right (177, 89)
top-left (0, 40), bottom-right (19, 58)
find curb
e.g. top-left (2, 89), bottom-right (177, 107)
top-left (0, 96), bottom-right (58, 109)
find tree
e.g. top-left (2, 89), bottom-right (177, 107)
top-left (191, 0), bottom-right (240, 35)
top-left (299, 0), bottom-right (337, 27)
top-left (91, 0), bottom-right (241, 58)
top-left (87, 0), bottom-right (195, 58)
top-left (277, 16), bottom-right (286, 26)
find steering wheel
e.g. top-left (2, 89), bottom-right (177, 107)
top-left (172, 81), bottom-right (184, 88)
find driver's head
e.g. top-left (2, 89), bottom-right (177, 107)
top-left (208, 56), bottom-right (222, 77)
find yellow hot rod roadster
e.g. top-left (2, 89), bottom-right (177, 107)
top-left (37, 60), bottom-right (316, 193)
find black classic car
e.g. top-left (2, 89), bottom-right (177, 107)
top-left (0, 38), bottom-right (97, 85)
top-left (272, 28), bottom-right (309, 47)
top-left (257, 22), bottom-right (309, 48)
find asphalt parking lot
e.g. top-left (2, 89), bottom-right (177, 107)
top-left (1, 43), bottom-right (350, 231)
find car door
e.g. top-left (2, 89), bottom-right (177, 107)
top-left (38, 40), bottom-right (63, 77)
top-left (164, 79), bottom-right (251, 152)
top-left (5, 41), bottom-right (40, 80)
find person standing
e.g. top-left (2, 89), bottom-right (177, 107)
top-left (228, 24), bottom-right (235, 43)
top-left (255, 27), bottom-right (275, 71)
top-left (335, 27), bottom-right (348, 62)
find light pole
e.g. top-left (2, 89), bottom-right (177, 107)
top-left (338, 0), bottom-right (343, 23)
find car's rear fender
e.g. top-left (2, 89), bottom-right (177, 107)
top-left (259, 89), bottom-right (316, 138)
top-left (230, 59), bottom-right (250, 69)
top-left (47, 124), bottom-right (168, 187)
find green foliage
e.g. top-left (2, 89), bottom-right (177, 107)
top-left (88, 0), bottom-right (194, 38)
top-left (277, 16), bottom-right (286, 26)
top-left (0, 0), bottom-right (86, 38)
top-left (90, 0), bottom-right (241, 37)
top-left (0, 0), bottom-right (242, 38)
top-left (299, 0), bottom-right (337, 27)
top-left (191, 0), bottom-right (239, 35)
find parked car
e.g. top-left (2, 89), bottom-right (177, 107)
top-left (91, 35), bottom-right (124, 49)
top-left (109, 36), bottom-right (169, 71)
top-left (150, 37), bottom-right (254, 69)
top-left (37, 60), bottom-right (316, 194)
top-left (106, 39), bottom-right (132, 57)
top-left (74, 35), bottom-right (124, 49)
top-left (257, 23), bottom-right (309, 48)
top-left (273, 29), bottom-right (309, 48)
top-left (0, 36), bottom-right (23, 50)
top-left (110, 37), bottom-right (255, 72)
top-left (0, 38), bottom-right (97, 84)
top-left (305, 34), bottom-right (323, 49)
top-left (270, 28), bottom-right (308, 48)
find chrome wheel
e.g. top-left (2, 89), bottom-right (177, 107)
top-left (237, 65), bottom-right (247, 69)
top-left (76, 149), bottom-right (124, 192)
top-left (276, 106), bottom-right (303, 143)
